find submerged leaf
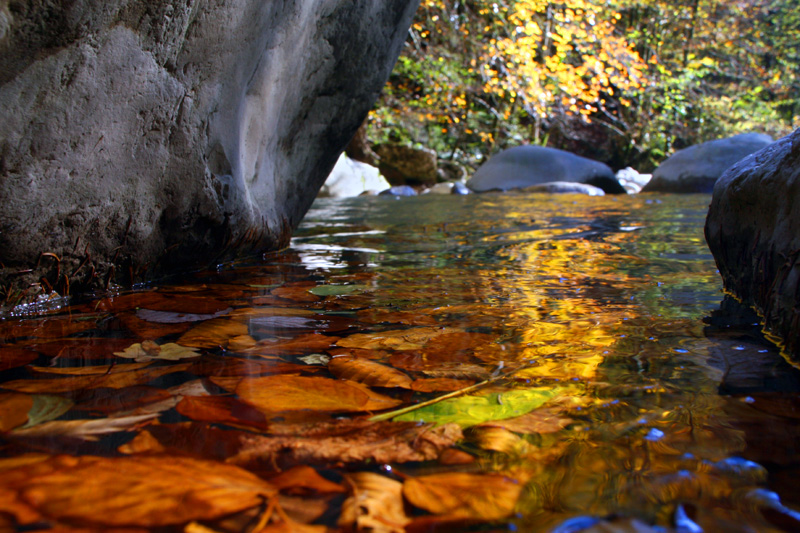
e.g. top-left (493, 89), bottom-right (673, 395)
top-left (176, 395), bottom-right (269, 430)
top-left (336, 327), bottom-right (460, 351)
top-left (339, 472), bottom-right (410, 533)
top-left (22, 394), bottom-right (74, 428)
top-left (135, 307), bottom-right (231, 324)
top-left (0, 346), bottom-right (38, 371)
top-left (268, 465), bottom-right (345, 494)
top-left (114, 341), bottom-right (201, 362)
top-left (394, 387), bottom-right (563, 427)
top-left (10, 414), bottom-right (158, 441)
top-left (6, 455), bottom-right (277, 527)
top-left (177, 318), bottom-right (249, 349)
top-left (403, 472), bottom-right (522, 520)
top-left (0, 392), bottom-right (34, 431)
top-left (328, 356), bottom-right (413, 389)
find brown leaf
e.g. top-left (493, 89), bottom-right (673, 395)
top-left (191, 356), bottom-right (317, 377)
top-left (403, 472), bottom-right (523, 520)
top-left (7, 455), bottom-right (277, 527)
top-left (411, 378), bottom-right (477, 392)
top-left (28, 361), bottom-right (152, 376)
top-left (356, 308), bottom-right (439, 326)
top-left (479, 406), bottom-right (574, 435)
top-left (117, 311), bottom-right (192, 338)
top-left (268, 465), bottom-right (345, 494)
top-left (72, 386), bottom-right (174, 415)
top-left (118, 423), bottom-right (245, 459)
top-left (0, 316), bottom-right (98, 342)
top-left (339, 472), bottom-right (410, 533)
top-left (176, 395), bottom-right (269, 430)
top-left (235, 375), bottom-right (400, 414)
top-left (2, 362), bottom-right (192, 394)
top-left (177, 318), bottom-right (249, 349)
top-left (243, 333), bottom-right (340, 356)
top-left (95, 291), bottom-right (231, 315)
top-left (114, 341), bottom-right (201, 362)
top-left (10, 414), bottom-right (157, 441)
top-left (0, 391), bottom-right (34, 431)
top-left (26, 338), bottom-right (136, 364)
top-left (467, 427), bottom-right (530, 454)
top-left (418, 364), bottom-right (491, 381)
top-left (336, 327), bottom-right (460, 351)
top-left (0, 346), bottom-right (39, 371)
top-left (227, 307), bottom-right (317, 320)
top-left (328, 356), bottom-right (413, 389)
top-left (270, 283), bottom-right (322, 303)
top-left (229, 419), bottom-right (463, 467)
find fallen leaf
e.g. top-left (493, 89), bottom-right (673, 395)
top-left (403, 472), bottom-right (523, 520)
top-left (26, 338), bottom-right (136, 363)
top-left (308, 284), bottom-right (366, 297)
top-left (356, 308), bottom-right (438, 326)
top-left (135, 307), bottom-right (231, 324)
top-left (2, 362), bottom-right (193, 394)
top-left (328, 356), bottom-right (413, 389)
top-left (418, 364), bottom-right (491, 380)
top-left (268, 465), bottom-right (345, 494)
top-left (96, 291), bottom-right (231, 315)
top-left (0, 346), bottom-right (39, 370)
top-left (479, 406), bottom-right (574, 435)
top-left (73, 386), bottom-right (174, 415)
top-left (0, 316), bottom-right (99, 342)
top-left (7, 455), bottom-right (277, 527)
top-left (228, 334), bottom-right (258, 351)
top-left (229, 419), bottom-right (463, 467)
top-left (28, 361), bottom-right (152, 375)
top-left (243, 333), bottom-right (340, 356)
top-left (22, 394), bottom-right (74, 428)
top-left (118, 423), bottom-right (245, 459)
top-left (411, 378), bottom-right (477, 392)
top-left (191, 356), bottom-right (316, 377)
top-left (177, 318), bottom-right (249, 349)
top-left (235, 375), bottom-right (400, 413)
top-left (117, 311), bottom-right (192, 338)
top-left (393, 387), bottom-right (563, 427)
top-left (467, 426), bottom-right (530, 454)
top-left (227, 307), bottom-right (317, 320)
top-left (114, 341), bottom-right (201, 362)
top-left (339, 472), bottom-right (410, 533)
top-left (336, 327), bottom-right (460, 351)
top-left (10, 414), bottom-right (158, 441)
top-left (271, 283), bottom-right (322, 303)
top-left (0, 392), bottom-right (33, 431)
top-left (176, 395), bottom-right (269, 430)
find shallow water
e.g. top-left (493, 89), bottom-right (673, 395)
top-left (2, 192), bottom-right (800, 532)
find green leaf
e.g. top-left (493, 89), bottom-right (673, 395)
top-left (23, 395), bottom-right (74, 428)
top-left (308, 285), bottom-right (367, 297)
top-left (394, 386), bottom-right (564, 427)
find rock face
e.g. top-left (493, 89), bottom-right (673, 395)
top-left (466, 145), bottom-right (624, 194)
top-left (0, 0), bottom-right (418, 300)
top-left (705, 129), bottom-right (800, 358)
top-left (644, 133), bottom-right (773, 193)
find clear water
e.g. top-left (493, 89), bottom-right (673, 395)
top-left (2, 191), bottom-right (800, 532)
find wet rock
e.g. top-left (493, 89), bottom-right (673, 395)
top-left (520, 181), bottom-right (605, 196)
top-left (318, 154), bottom-right (389, 198)
top-left (643, 133), bottom-right (773, 193)
top-left (379, 185), bottom-right (418, 197)
top-left (425, 182), bottom-right (457, 195)
top-left (0, 0), bottom-right (419, 300)
top-left (466, 145), bottom-right (624, 194)
top-left (705, 129), bottom-right (800, 358)
top-left (451, 182), bottom-right (471, 195)
top-left (375, 144), bottom-right (438, 186)
top-left (615, 167), bottom-right (652, 194)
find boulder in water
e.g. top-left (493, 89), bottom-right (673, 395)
top-left (705, 129), bottom-right (800, 357)
top-left (644, 133), bottom-right (773, 193)
top-left (466, 145), bottom-right (624, 194)
top-left (319, 154), bottom-right (389, 198)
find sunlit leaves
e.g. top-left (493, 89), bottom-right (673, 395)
top-left (340, 473), bottom-right (409, 533)
top-left (328, 355), bottom-right (413, 389)
top-left (403, 472), bottom-right (523, 520)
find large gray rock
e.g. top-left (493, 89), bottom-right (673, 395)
top-left (644, 133), bottom-right (773, 193)
top-left (0, 0), bottom-right (418, 301)
top-left (705, 129), bottom-right (800, 358)
top-left (466, 145), bottom-right (624, 194)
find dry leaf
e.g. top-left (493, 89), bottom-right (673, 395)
top-left (235, 375), bottom-right (400, 413)
top-left (479, 406), bottom-right (574, 435)
top-left (0, 391), bottom-right (33, 431)
top-left (336, 327), bottom-right (460, 351)
top-left (7, 455), bottom-right (277, 527)
top-left (115, 341), bottom-right (201, 362)
top-left (26, 338), bottom-right (136, 363)
top-left (2, 362), bottom-right (192, 394)
top-left (176, 395), bottom-right (269, 430)
top-left (229, 419), bottom-right (463, 467)
top-left (10, 414), bottom-right (158, 441)
top-left (0, 316), bottom-right (98, 342)
top-left (96, 291), bottom-right (231, 315)
top-left (356, 308), bottom-right (439, 326)
top-left (467, 426), bottom-right (530, 454)
top-left (177, 318), bottom-right (249, 349)
top-left (411, 378), bottom-right (477, 392)
top-left (270, 284), bottom-right (322, 303)
top-left (339, 472), bottom-right (410, 533)
top-left (268, 465), bottom-right (345, 494)
top-left (243, 333), bottom-right (340, 357)
top-left (403, 472), bottom-right (523, 520)
top-left (328, 356), bottom-right (413, 389)
top-left (191, 356), bottom-right (316, 377)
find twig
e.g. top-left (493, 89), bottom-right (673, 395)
top-left (368, 361), bottom-right (529, 422)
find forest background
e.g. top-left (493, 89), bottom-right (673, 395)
top-left (366, 0), bottom-right (799, 172)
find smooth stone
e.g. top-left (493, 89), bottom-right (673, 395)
top-left (644, 132), bottom-right (773, 193)
top-left (466, 145), bottom-right (624, 194)
top-left (318, 154), bottom-right (390, 198)
top-left (378, 185), bottom-right (417, 196)
top-left (520, 181), bottom-right (605, 196)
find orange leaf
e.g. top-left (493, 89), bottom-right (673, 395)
top-left (0, 392), bottom-right (34, 431)
top-left (176, 395), bottom-right (269, 430)
top-left (243, 333), bottom-right (340, 356)
top-left (339, 472), bottom-right (410, 532)
top-left (2, 362), bottom-right (192, 393)
top-left (9, 455), bottom-right (277, 527)
top-left (177, 318), bottom-right (249, 349)
top-left (403, 472), bottom-right (522, 520)
top-left (0, 316), bottom-right (98, 342)
top-left (26, 338), bottom-right (136, 363)
top-left (328, 356), bottom-right (413, 389)
top-left (411, 378), bottom-right (477, 392)
top-left (235, 375), bottom-right (400, 413)
top-left (268, 465), bottom-right (346, 494)
top-left (336, 327), bottom-right (460, 351)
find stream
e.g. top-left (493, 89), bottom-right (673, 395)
top-left (2, 191), bottom-right (800, 532)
